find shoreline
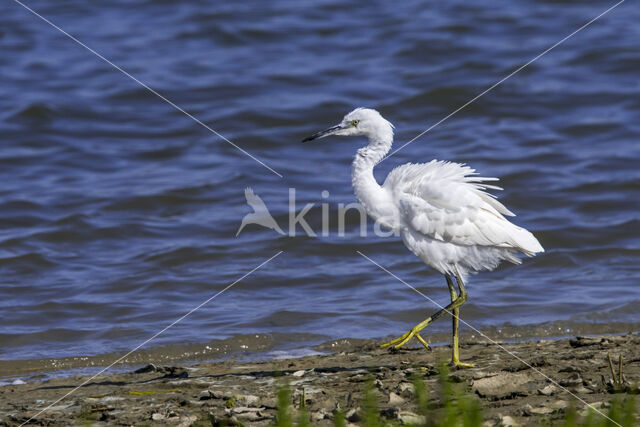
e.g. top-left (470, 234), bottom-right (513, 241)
top-left (3, 319), bottom-right (639, 384)
top-left (1, 333), bottom-right (638, 426)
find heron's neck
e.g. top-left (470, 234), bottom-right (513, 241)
top-left (351, 133), bottom-right (392, 212)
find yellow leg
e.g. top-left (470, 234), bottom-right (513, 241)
top-left (380, 271), bottom-right (469, 351)
top-left (447, 273), bottom-right (474, 368)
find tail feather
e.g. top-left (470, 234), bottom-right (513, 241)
top-left (511, 225), bottom-right (544, 255)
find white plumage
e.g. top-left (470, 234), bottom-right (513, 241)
top-left (303, 107), bottom-right (543, 367)
top-left (385, 160), bottom-right (543, 277)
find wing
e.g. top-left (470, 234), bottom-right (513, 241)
top-left (245, 187), bottom-right (267, 209)
top-left (383, 160), bottom-right (543, 254)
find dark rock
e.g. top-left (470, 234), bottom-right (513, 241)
top-left (559, 373), bottom-right (582, 387)
top-left (134, 364), bottom-right (158, 374)
top-left (199, 390), bottom-right (214, 400)
top-left (380, 407), bottom-right (399, 419)
top-left (346, 407), bottom-right (360, 422)
top-left (160, 366), bottom-right (188, 379)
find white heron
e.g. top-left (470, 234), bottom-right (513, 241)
top-left (302, 108), bottom-right (543, 367)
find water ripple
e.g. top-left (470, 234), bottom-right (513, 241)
top-left (0, 0), bottom-right (638, 369)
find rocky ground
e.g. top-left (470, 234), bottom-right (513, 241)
top-left (1, 334), bottom-right (639, 426)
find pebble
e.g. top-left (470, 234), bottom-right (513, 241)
top-left (523, 404), bottom-right (553, 416)
top-left (292, 370), bottom-right (306, 377)
top-left (380, 407), bottom-right (398, 419)
top-left (559, 373), bottom-right (582, 387)
top-left (345, 407), bottom-right (360, 422)
top-left (552, 400), bottom-right (568, 409)
top-left (134, 364), bottom-right (158, 374)
top-left (199, 390), bottom-right (213, 400)
top-left (397, 411), bottom-right (425, 425)
top-left (397, 382), bottom-right (414, 398)
top-left (537, 385), bottom-right (557, 396)
top-left (176, 415), bottom-right (199, 427)
top-left (472, 372), bottom-right (531, 399)
top-left (574, 385), bottom-right (593, 394)
top-left (499, 415), bottom-right (519, 426)
top-left (388, 392), bottom-right (405, 405)
top-left (236, 394), bottom-right (260, 406)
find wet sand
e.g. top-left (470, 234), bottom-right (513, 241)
top-left (1, 334), bottom-right (639, 426)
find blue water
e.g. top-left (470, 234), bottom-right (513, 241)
top-left (1, 0), bottom-right (639, 371)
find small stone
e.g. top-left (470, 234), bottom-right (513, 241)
top-left (397, 382), bottom-right (415, 398)
top-left (559, 373), bottom-right (582, 387)
top-left (529, 406), bottom-right (554, 415)
top-left (346, 408), bottom-right (360, 422)
top-left (199, 390), bottom-right (213, 400)
top-left (569, 337), bottom-right (602, 347)
top-left (161, 366), bottom-right (189, 378)
top-left (177, 415), bottom-right (198, 427)
top-left (473, 372), bottom-right (531, 399)
top-left (234, 411), bottom-right (263, 421)
top-left (388, 392), bottom-right (405, 406)
top-left (236, 394), bottom-right (260, 406)
top-left (374, 379), bottom-right (384, 389)
top-left (583, 379), bottom-right (599, 389)
top-left (574, 386), bottom-right (592, 394)
top-left (209, 413), bottom-right (239, 426)
top-left (209, 390), bottom-right (231, 400)
top-left (380, 407), bottom-right (399, 419)
top-left (261, 398), bottom-right (278, 409)
top-left (552, 400), bottom-right (568, 410)
top-left (398, 411), bottom-right (425, 425)
top-left (537, 385), bottom-right (557, 396)
top-left (292, 370), bottom-right (306, 377)
top-left (472, 371), bottom-right (498, 380)
top-left (151, 413), bottom-right (165, 420)
top-left (500, 415), bottom-right (519, 426)
top-left (231, 406), bottom-right (261, 414)
top-left (135, 364), bottom-right (158, 374)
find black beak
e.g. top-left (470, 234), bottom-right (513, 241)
top-left (301, 124), bottom-right (343, 142)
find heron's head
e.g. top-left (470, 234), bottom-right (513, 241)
top-left (302, 108), bottom-right (394, 143)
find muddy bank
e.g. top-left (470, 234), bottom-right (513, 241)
top-left (1, 334), bottom-right (639, 426)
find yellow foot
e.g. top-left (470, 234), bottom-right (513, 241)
top-left (380, 329), bottom-right (430, 350)
top-left (380, 331), bottom-right (410, 349)
top-left (450, 359), bottom-right (475, 369)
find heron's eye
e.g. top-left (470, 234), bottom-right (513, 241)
top-left (351, 120), bottom-right (359, 126)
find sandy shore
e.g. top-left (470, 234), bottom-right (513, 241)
top-left (1, 334), bottom-right (638, 426)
